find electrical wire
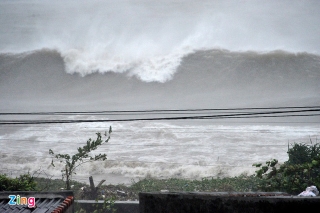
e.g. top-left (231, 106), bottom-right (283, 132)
top-left (1, 107), bottom-right (319, 125)
top-left (1, 105), bottom-right (320, 115)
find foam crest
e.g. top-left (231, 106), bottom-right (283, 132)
top-left (62, 47), bottom-right (188, 82)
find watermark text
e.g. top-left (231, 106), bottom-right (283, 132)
top-left (8, 195), bottom-right (36, 208)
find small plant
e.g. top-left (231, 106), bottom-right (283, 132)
top-left (49, 126), bottom-right (112, 190)
top-left (75, 197), bottom-right (116, 213)
top-left (93, 197), bottom-right (116, 213)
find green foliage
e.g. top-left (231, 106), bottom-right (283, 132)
top-left (287, 142), bottom-right (320, 165)
top-left (49, 127), bottom-right (112, 190)
top-left (253, 141), bottom-right (320, 194)
top-left (0, 173), bottom-right (37, 191)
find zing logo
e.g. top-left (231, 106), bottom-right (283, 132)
top-left (8, 195), bottom-right (36, 208)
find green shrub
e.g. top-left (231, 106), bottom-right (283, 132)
top-left (0, 173), bottom-right (37, 191)
top-left (253, 141), bottom-right (320, 194)
top-left (287, 142), bottom-right (320, 165)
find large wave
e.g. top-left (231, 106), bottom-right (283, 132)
top-left (1, 0), bottom-right (320, 82)
top-left (1, 48), bottom-right (319, 114)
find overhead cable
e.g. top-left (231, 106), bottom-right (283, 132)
top-left (0, 108), bottom-right (319, 125)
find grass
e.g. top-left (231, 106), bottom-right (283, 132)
top-left (131, 174), bottom-right (262, 193)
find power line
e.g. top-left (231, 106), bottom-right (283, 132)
top-left (1, 106), bottom-right (320, 115)
top-left (1, 108), bottom-right (319, 125)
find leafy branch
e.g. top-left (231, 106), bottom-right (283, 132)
top-left (49, 126), bottom-right (112, 190)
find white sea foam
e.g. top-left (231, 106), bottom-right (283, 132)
top-left (1, 119), bottom-right (319, 184)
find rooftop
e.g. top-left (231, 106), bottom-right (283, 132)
top-left (0, 191), bottom-right (74, 213)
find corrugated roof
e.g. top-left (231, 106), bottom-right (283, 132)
top-left (0, 191), bottom-right (73, 213)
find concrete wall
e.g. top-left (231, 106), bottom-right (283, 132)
top-left (139, 192), bottom-right (320, 213)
